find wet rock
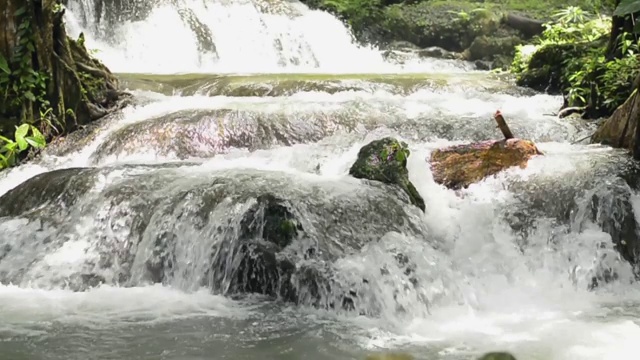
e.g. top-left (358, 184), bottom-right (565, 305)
top-left (0, 167), bottom-right (100, 217)
top-left (384, 40), bottom-right (421, 51)
top-left (91, 108), bottom-right (366, 162)
top-left (478, 352), bottom-right (517, 360)
top-left (429, 138), bottom-right (542, 190)
top-left (349, 137), bottom-right (425, 211)
top-left (417, 46), bottom-right (461, 60)
top-left (464, 35), bottom-right (523, 62)
top-left (229, 194), bottom-right (303, 297)
top-left (365, 353), bottom-right (413, 360)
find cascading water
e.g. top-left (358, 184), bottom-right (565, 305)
top-left (1, 0), bottom-right (640, 359)
top-left (62, 0), bottom-right (473, 73)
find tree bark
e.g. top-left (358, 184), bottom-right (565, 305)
top-left (605, 0), bottom-right (635, 60)
top-left (0, 0), bottom-right (122, 138)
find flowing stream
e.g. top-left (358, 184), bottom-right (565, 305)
top-left (1, 0), bottom-right (640, 359)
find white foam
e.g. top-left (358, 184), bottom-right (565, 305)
top-left (0, 284), bottom-right (251, 328)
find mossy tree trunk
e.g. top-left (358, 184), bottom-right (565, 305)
top-left (0, 0), bottom-right (121, 139)
top-left (583, 0), bottom-right (638, 118)
top-left (605, 0), bottom-right (636, 60)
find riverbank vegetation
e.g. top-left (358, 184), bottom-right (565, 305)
top-left (0, 0), bottom-right (121, 170)
top-left (511, 2), bottom-right (639, 119)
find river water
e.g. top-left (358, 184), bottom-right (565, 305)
top-left (0, 0), bottom-right (640, 359)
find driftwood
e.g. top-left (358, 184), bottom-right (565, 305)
top-left (493, 110), bottom-right (515, 139)
top-left (504, 13), bottom-right (545, 38)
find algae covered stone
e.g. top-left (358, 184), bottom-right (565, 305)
top-left (429, 138), bottom-right (542, 190)
top-left (478, 352), bottom-right (517, 360)
top-left (349, 137), bottom-right (425, 211)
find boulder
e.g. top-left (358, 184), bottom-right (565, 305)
top-left (350, 137), bottom-right (425, 211)
top-left (464, 35), bottom-right (523, 62)
top-left (429, 138), bottom-right (542, 190)
top-left (591, 90), bottom-right (640, 151)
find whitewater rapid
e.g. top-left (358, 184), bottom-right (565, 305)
top-left (0, 0), bottom-right (639, 359)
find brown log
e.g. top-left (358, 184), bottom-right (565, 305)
top-left (504, 13), bottom-right (545, 38)
top-left (429, 138), bottom-right (542, 190)
top-left (493, 110), bottom-right (515, 140)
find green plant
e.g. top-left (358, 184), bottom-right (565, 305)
top-left (381, 141), bottom-right (410, 164)
top-left (509, 7), bottom-right (639, 113)
top-left (322, 0), bottom-right (383, 34)
top-left (614, 0), bottom-right (640, 17)
top-left (0, 123), bottom-right (46, 169)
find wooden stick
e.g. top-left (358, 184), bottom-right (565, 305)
top-left (493, 110), bottom-right (515, 140)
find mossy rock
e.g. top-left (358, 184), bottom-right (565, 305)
top-left (349, 137), bottom-right (425, 212)
top-left (478, 352), bottom-right (517, 360)
top-left (465, 35), bottom-right (524, 62)
top-left (381, 2), bottom-right (503, 51)
top-left (515, 42), bottom-right (595, 93)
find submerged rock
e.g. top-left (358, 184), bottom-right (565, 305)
top-left (349, 137), bottom-right (425, 211)
top-left (365, 353), bottom-right (413, 360)
top-left (429, 138), bottom-right (542, 190)
top-left (478, 352), bottom-right (517, 360)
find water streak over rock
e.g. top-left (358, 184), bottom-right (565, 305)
top-left (0, 165), bottom-right (428, 311)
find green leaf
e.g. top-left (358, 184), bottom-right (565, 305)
top-left (5, 152), bottom-right (16, 166)
top-left (24, 91), bottom-right (36, 102)
top-left (25, 136), bottom-right (45, 149)
top-left (614, 0), bottom-right (640, 16)
top-left (14, 6), bottom-right (27, 16)
top-left (27, 126), bottom-right (46, 148)
top-left (0, 134), bottom-right (13, 144)
top-left (16, 136), bottom-right (28, 151)
top-left (0, 141), bottom-right (16, 153)
top-left (14, 123), bottom-right (29, 141)
top-left (0, 55), bottom-right (9, 74)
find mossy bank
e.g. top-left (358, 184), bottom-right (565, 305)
top-left (301, 0), bottom-right (612, 69)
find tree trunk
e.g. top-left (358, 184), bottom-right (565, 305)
top-left (605, 0), bottom-right (635, 60)
top-left (0, 0), bottom-right (122, 139)
top-left (592, 89), bottom-right (640, 153)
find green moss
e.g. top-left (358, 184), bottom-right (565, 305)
top-left (477, 352), bottom-right (517, 360)
top-left (381, 1), bottom-right (503, 51)
top-left (349, 137), bottom-right (425, 212)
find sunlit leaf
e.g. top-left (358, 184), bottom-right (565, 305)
top-left (25, 137), bottom-right (45, 149)
top-left (16, 136), bottom-right (28, 151)
top-left (14, 123), bottom-right (29, 141)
